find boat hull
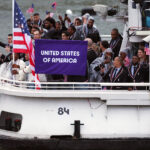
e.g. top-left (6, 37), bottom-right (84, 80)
top-left (0, 138), bottom-right (150, 150)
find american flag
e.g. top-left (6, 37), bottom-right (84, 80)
top-left (13, 0), bottom-right (40, 88)
top-left (26, 3), bottom-right (34, 14)
top-left (145, 43), bottom-right (150, 55)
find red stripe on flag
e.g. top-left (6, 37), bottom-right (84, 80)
top-left (13, 48), bottom-right (28, 53)
top-left (14, 32), bottom-right (24, 36)
top-left (13, 40), bottom-right (26, 45)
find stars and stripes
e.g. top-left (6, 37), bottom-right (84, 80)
top-left (14, 1), bottom-right (30, 53)
top-left (145, 43), bottom-right (150, 55)
top-left (26, 3), bottom-right (34, 14)
top-left (13, 0), bottom-right (40, 89)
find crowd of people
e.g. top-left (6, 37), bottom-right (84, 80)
top-left (0, 12), bottom-right (149, 90)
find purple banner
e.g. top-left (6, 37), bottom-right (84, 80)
top-left (35, 39), bottom-right (87, 76)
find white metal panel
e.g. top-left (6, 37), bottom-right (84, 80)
top-left (107, 106), bottom-right (139, 134)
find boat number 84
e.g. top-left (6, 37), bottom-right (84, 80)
top-left (58, 107), bottom-right (69, 115)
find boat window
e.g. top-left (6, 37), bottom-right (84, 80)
top-left (0, 111), bottom-right (22, 132)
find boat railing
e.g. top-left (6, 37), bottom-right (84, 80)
top-left (0, 77), bottom-right (149, 91)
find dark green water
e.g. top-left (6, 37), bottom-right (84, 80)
top-left (0, 0), bottom-right (125, 42)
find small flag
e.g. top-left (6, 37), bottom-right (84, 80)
top-left (144, 43), bottom-right (150, 55)
top-left (51, 2), bottom-right (57, 10)
top-left (26, 3), bottom-right (34, 14)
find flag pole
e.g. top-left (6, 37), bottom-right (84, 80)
top-left (12, 0), bottom-right (15, 64)
top-left (55, 10), bottom-right (59, 18)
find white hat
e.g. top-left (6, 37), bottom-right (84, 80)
top-left (88, 16), bottom-right (94, 21)
top-left (76, 16), bottom-right (82, 21)
top-left (82, 13), bottom-right (90, 19)
top-left (120, 48), bottom-right (128, 54)
top-left (66, 9), bottom-right (73, 15)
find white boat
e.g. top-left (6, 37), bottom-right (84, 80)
top-left (1, 0), bottom-right (150, 150)
top-left (0, 78), bottom-right (150, 150)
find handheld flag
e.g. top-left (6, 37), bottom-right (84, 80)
top-left (51, 2), bottom-right (57, 10)
top-left (145, 43), bottom-right (150, 55)
top-left (26, 3), bottom-right (34, 14)
top-left (13, 0), bottom-right (40, 89)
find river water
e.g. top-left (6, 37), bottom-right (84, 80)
top-left (0, 0), bottom-right (125, 44)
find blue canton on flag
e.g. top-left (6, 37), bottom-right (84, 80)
top-left (14, 1), bottom-right (30, 35)
top-left (13, 0), bottom-right (31, 53)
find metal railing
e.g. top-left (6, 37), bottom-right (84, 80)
top-left (0, 77), bottom-right (149, 91)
